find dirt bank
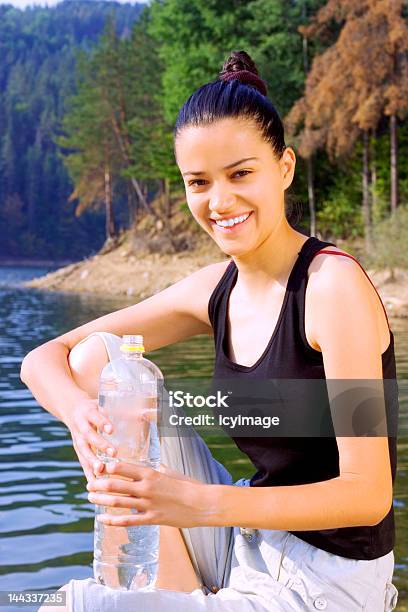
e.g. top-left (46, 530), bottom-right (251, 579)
top-left (23, 231), bottom-right (226, 300)
top-left (23, 232), bottom-right (408, 318)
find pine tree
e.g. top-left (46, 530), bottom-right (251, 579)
top-left (57, 49), bottom-right (120, 243)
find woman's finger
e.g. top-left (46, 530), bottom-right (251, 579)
top-left (88, 492), bottom-right (147, 511)
top-left (85, 428), bottom-right (116, 458)
top-left (96, 511), bottom-right (154, 527)
top-left (75, 436), bottom-right (104, 472)
top-left (87, 477), bottom-right (141, 496)
top-left (88, 409), bottom-right (114, 435)
top-left (105, 460), bottom-right (153, 481)
top-left (74, 412), bottom-right (116, 461)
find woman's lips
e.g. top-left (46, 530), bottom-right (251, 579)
top-left (211, 211), bottom-right (253, 232)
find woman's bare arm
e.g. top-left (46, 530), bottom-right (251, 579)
top-left (20, 260), bottom-right (229, 427)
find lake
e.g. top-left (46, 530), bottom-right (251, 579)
top-left (0, 265), bottom-right (407, 609)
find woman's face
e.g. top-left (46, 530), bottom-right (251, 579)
top-left (175, 117), bottom-right (296, 257)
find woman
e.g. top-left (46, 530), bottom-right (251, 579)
top-left (21, 50), bottom-right (399, 611)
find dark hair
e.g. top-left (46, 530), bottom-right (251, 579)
top-left (174, 50), bottom-right (286, 159)
top-left (174, 50), bottom-right (302, 227)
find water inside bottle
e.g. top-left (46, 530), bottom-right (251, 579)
top-left (93, 497), bottom-right (159, 590)
top-left (98, 391), bottom-right (159, 463)
top-left (93, 391), bottom-right (160, 590)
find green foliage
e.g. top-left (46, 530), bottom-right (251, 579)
top-left (148, 0), bottom-right (256, 125)
top-left (311, 118), bottom-right (408, 242)
top-left (315, 153), bottom-right (364, 239)
top-left (245, 0), bottom-right (327, 116)
top-left (369, 205), bottom-right (408, 270)
top-left (370, 121), bottom-right (408, 223)
top-left (317, 193), bottom-right (363, 239)
top-left (117, 11), bottom-right (175, 184)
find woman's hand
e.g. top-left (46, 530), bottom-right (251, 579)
top-left (86, 460), bottom-right (209, 528)
top-left (65, 397), bottom-right (116, 483)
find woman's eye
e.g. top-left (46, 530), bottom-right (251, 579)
top-left (188, 170), bottom-right (251, 187)
top-left (234, 170), bottom-right (251, 178)
top-left (188, 179), bottom-right (206, 187)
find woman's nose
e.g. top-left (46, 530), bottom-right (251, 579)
top-left (209, 195), bottom-right (236, 215)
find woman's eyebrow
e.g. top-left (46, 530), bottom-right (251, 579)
top-left (182, 157), bottom-right (259, 177)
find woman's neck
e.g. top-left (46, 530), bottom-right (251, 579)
top-left (231, 225), bottom-right (309, 302)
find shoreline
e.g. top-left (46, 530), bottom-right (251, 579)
top-left (20, 239), bottom-right (408, 318)
top-left (0, 258), bottom-right (78, 267)
top-left (22, 241), bottom-right (227, 300)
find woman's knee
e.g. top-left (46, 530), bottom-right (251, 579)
top-left (68, 334), bottom-right (110, 397)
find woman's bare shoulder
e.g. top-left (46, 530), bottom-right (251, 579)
top-left (305, 246), bottom-right (390, 353)
top-left (307, 245), bottom-right (355, 277)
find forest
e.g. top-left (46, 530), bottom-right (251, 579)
top-left (0, 0), bottom-right (143, 259)
top-left (1, 0), bottom-right (407, 265)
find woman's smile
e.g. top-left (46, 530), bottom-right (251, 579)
top-left (210, 211), bottom-right (254, 233)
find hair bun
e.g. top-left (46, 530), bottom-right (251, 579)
top-left (219, 50), bottom-right (268, 96)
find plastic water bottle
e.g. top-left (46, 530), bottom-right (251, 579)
top-left (93, 334), bottom-right (163, 591)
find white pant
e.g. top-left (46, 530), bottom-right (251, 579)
top-left (67, 332), bottom-right (399, 611)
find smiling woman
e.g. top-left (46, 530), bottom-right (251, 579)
top-left (23, 49), bottom-right (399, 612)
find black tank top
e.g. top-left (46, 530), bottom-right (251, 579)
top-left (208, 236), bottom-right (398, 560)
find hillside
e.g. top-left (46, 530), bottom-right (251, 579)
top-left (0, 0), bottom-right (144, 260)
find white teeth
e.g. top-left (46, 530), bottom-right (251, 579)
top-left (215, 213), bottom-right (250, 228)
